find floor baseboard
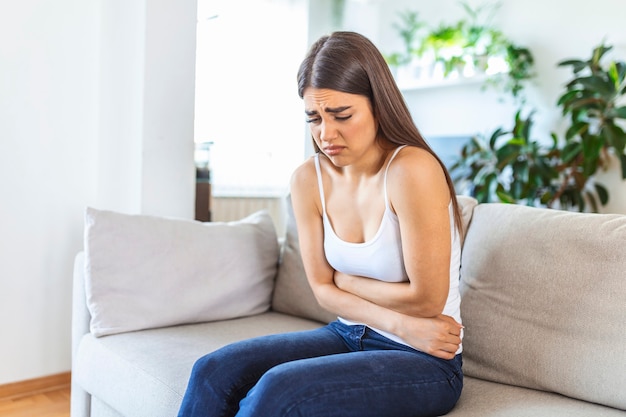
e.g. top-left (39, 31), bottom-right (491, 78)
top-left (0, 372), bottom-right (71, 400)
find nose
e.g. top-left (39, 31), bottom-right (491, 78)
top-left (319, 120), bottom-right (337, 143)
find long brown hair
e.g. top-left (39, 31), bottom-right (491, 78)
top-left (297, 31), bottom-right (463, 234)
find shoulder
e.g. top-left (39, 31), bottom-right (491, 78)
top-left (387, 146), bottom-right (450, 205)
top-left (388, 146), bottom-right (446, 182)
top-left (290, 155), bottom-right (318, 187)
top-left (290, 155), bottom-right (321, 211)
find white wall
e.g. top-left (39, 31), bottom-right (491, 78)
top-left (98, 0), bottom-right (197, 217)
top-left (0, 0), bottom-right (99, 385)
top-left (0, 0), bottom-right (197, 385)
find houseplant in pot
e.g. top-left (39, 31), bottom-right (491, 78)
top-left (555, 43), bottom-right (626, 212)
top-left (384, 10), bottom-right (426, 81)
top-left (450, 110), bottom-right (586, 209)
top-left (451, 43), bottom-right (625, 212)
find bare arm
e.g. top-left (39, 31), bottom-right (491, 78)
top-left (334, 147), bottom-right (454, 318)
top-left (289, 159), bottom-right (461, 359)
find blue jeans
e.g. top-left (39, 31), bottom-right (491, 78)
top-left (178, 320), bottom-right (463, 417)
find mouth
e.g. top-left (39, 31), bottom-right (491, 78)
top-left (323, 146), bottom-right (344, 156)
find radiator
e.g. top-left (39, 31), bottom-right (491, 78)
top-left (211, 196), bottom-right (286, 236)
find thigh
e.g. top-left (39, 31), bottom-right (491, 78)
top-left (237, 350), bottom-right (463, 417)
top-left (178, 325), bottom-right (349, 417)
top-left (199, 324), bottom-right (350, 377)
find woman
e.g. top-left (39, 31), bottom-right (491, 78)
top-left (178, 31), bottom-right (464, 417)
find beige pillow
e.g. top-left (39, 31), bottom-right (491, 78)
top-left (84, 208), bottom-right (279, 337)
top-left (460, 203), bottom-right (626, 410)
top-left (456, 195), bottom-right (478, 240)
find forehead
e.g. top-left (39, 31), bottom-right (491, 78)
top-left (303, 88), bottom-right (369, 109)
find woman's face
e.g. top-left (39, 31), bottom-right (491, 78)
top-left (303, 88), bottom-right (379, 166)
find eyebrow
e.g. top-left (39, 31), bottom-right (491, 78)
top-left (305, 105), bottom-right (352, 116)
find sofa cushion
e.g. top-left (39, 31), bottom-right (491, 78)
top-left (460, 203), bottom-right (626, 410)
top-left (456, 195), bottom-right (479, 239)
top-left (272, 194), bottom-right (478, 324)
top-left (447, 377), bottom-right (626, 417)
top-left (74, 312), bottom-right (323, 417)
top-left (84, 208), bottom-right (279, 337)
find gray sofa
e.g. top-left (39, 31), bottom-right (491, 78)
top-left (71, 196), bottom-right (626, 417)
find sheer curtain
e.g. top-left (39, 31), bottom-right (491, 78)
top-left (195, 0), bottom-right (308, 197)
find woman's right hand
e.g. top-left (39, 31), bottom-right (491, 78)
top-left (398, 314), bottom-right (463, 360)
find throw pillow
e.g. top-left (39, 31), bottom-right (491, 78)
top-left (84, 208), bottom-right (279, 337)
top-left (460, 203), bottom-right (626, 410)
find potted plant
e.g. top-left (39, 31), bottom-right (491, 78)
top-left (556, 43), bottom-right (626, 193)
top-left (458, 1), bottom-right (500, 71)
top-left (451, 43), bottom-right (626, 213)
top-left (420, 22), bottom-right (467, 77)
top-left (451, 111), bottom-right (564, 207)
top-left (384, 10), bottom-right (426, 80)
top-left (450, 110), bottom-right (606, 211)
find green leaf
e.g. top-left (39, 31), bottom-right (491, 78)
top-left (488, 127), bottom-right (507, 149)
top-left (563, 96), bottom-right (605, 113)
top-left (594, 183), bottom-right (609, 205)
top-left (507, 138), bottom-right (526, 146)
top-left (561, 142), bottom-right (582, 163)
top-left (608, 61), bottom-right (621, 89)
top-left (565, 121), bottom-right (588, 140)
top-left (569, 75), bottom-right (614, 96)
top-left (496, 145), bottom-right (520, 169)
top-left (621, 154), bottom-right (626, 180)
top-left (557, 59), bottom-right (588, 73)
top-left (496, 187), bottom-right (516, 204)
top-left (549, 132), bottom-right (559, 150)
top-left (557, 89), bottom-right (581, 107)
top-left (591, 44), bottom-right (613, 66)
top-left (602, 123), bottom-right (626, 152)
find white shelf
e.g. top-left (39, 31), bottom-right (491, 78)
top-left (397, 73), bottom-right (489, 92)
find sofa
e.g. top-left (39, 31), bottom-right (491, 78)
top-left (71, 195), bottom-right (626, 417)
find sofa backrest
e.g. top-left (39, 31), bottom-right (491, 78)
top-left (272, 194), bottom-right (479, 323)
top-left (460, 203), bottom-right (626, 410)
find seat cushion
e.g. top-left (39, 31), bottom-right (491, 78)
top-left (448, 377), bottom-right (626, 417)
top-left (74, 312), bottom-right (323, 417)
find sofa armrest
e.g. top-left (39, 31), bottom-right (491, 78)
top-left (71, 251), bottom-right (91, 416)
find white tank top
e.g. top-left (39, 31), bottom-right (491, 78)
top-left (314, 146), bottom-right (463, 352)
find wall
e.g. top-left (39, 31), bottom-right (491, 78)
top-left (0, 0), bottom-right (197, 385)
top-left (0, 0), bottom-right (99, 385)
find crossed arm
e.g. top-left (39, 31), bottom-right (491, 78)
top-left (289, 154), bottom-right (462, 359)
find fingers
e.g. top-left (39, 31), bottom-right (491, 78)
top-left (427, 344), bottom-right (458, 360)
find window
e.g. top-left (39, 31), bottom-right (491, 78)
top-left (195, 0), bottom-right (308, 197)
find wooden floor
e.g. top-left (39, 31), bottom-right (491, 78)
top-left (0, 373), bottom-right (70, 417)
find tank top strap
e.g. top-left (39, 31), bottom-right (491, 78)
top-left (313, 153), bottom-right (326, 214)
top-left (383, 145), bottom-right (407, 208)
